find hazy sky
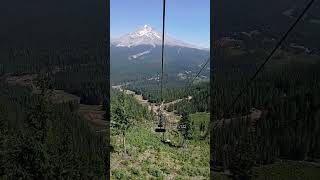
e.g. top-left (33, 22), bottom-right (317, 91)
top-left (111, 0), bottom-right (210, 48)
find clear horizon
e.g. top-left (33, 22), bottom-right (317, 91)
top-left (111, 0), bottom-right (210, 48)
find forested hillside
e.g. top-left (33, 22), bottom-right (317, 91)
top-left (0, 46), bottom-right (109, 179)
top-left (0, 77), bottom-right (108, 179)
top-left (214, 0), bottom-right (320, 48)
top-left (127, 80), bottom-right (209, 104)
top-left (210, 45), bottom-right (320, 179)
top-left (0, 47), bottom-right (108, 105)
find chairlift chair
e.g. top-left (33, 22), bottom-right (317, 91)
top-left (155, 113), bottom-right (166, 132)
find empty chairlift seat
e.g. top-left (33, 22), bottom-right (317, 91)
top-left (155, 114), bottom-right (166, 132)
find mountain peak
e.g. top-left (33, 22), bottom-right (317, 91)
top-left (111, 25), bottom-right (207, 50)
top-left (132, 25), bottom-right (160, 40)
top-left (143, 24), bottom-right (152, 29)
top-left (137, 24), bottom-right (153, 32)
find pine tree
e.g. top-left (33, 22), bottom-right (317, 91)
top-left (180, 111), bottom-right (192, 146)
top-left (4, 97), bottom-right (52, 179)
top-left (112, 91), bottom-right (133, 155)
top-left (0, 104), bottom-right (8, 177)
top-left (229, 139), bottom-right (255, 180)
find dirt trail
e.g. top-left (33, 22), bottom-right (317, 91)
top-left (112, 84), bottom-right (191, 125)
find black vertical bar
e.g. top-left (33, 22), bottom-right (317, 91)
top-left (210, 0), bottom-right (215, 178)
top-left (160, 0), bottom-right (166, 103)
top-left (105, 0), bottom-right (110, 179)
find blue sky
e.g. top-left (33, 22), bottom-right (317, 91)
top-left (111, 0), bottom-right (210, 48)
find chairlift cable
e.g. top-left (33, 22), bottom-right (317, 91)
top-left (225, 0), bottom-right (315, 117)
top-left (160, 0), bottom-right (166, 104)
top-left (155, 0), bottom-right (167, 135)
top-left (187, 58), bottom-right (210, 87)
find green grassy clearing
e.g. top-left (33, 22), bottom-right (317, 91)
top-left (111, 113), bottom-right (210, 179)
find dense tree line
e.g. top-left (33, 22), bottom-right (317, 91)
top-left (110, 89), bottom-right (155, 130)
top-left (166, 83), bottom-right (209, 114)
top-left (127, 81), bottom-right (186, 103)
top-left (0, 80), bottom-right (108, 179)
top-left (211, 47), bottom-right (320, 179)
top-left (0, 45), bottom-right (109, 179)
top-left (0, 47), bottom-right (108, 105)
top-left (52, 63), bottom-right (108, 105)
top-left (127, 81), bottom-right (209, 114)
top-left (0, 47), bottom-right (105, 74)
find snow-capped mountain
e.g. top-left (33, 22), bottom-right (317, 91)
top-left (110, 25), bottom-right (210, 83)
top-left (111, 25), bottom-right (207, 50)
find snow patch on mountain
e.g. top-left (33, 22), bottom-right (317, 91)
top-left (128, 49), bottom-right (151, 60)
